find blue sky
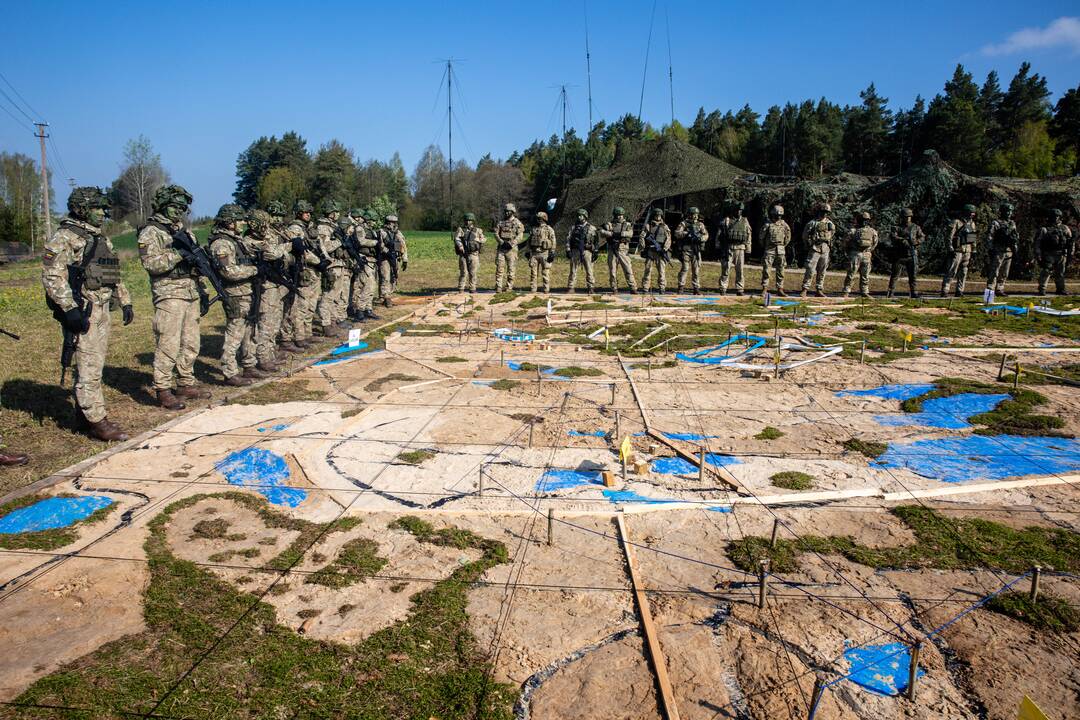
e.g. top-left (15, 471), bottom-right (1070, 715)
top-left (1, 1), bottom-right (1078, 217)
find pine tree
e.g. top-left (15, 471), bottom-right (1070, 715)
top-left (923, 64), bottom-right (987, 174)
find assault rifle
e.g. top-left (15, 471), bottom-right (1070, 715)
top-left (647, 228), bottom-right (672, 264)
top-left (45, 237), bottom-right (96, 384)
top-left (338, 226), bottom-right (369, 270)
top-left (171, 228), bottom-right (227, 316)
top-left (379, 229), bottom-right (399, 285)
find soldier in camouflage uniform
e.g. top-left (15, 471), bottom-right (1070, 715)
top-left (674, 207), bottom-right (709, 294)
top-left (1035, 209), bottom-right (1075, 296)
top-left (349, 209), bottom-right (381, 319)
top-left (886, 208), bottom-right (925, 299)
top-left (841, 211), bottom-right (878, 298)
top-left (599, 207), bottom-right (637, 293)
top-left (800, 203), bottom-right (836, 298)
top-left (718, 203), bottom-right (751, 296)
top-left (343, 209), bottom-right (365, 321)
top-left (313, 200), bottom-right (348, 337)
top-left (494, 203), bottom-right (525, 292)
top-left (455, 213), bottom-right (485, 293)
top-left (245, 209), bottom-right (290, 371)
top-left (208, 205), bottom-right (268, 386)
top-left (565, 208), bottom-right (599, 293)
top-left (280, 200), bottom-right (323, 349)
top-left (985, 203), bottom-right (1019, 297)
top-left (940, 204), bottom-right (978, 297)
top-left (759, 205), bottom-right (792, 296)
top-left (525, 211), bottom-right (557, 292)
top-left (377, 214), bottom-right (407, 306)
top-left (138, 185), bottom-right (210, 410)
top-left (639, 207), bottom-right (671, 294)
top-left (41, 187), bottom-right (133, 441)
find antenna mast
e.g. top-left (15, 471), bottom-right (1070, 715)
top-left (665, 3), bottom-right (674, 125)
top-left (447, 59), bottom-right (453, 227)
top-left (584, 1), bottom-right (593, 132)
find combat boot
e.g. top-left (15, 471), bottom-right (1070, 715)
top-left (736, 290), bottom-right (744, 296)
top-left (243, 366), bottom-right (271, 380)
top-left (998, 289), bottom-right (1009, 297)
top-left (88, 419), bottom-right (129, 442)
top-left (257, 360), bottom-right (280, 373)
top-left (382, 297), bottom-right (393, 307)
top-left (0, 449), bottom-right (29, 466)
top-left (175, 385), bottom-right (211, 399)
top-left (815, 290), bottom-right (827, 298)
top-left (224, 374), bottom-right (252, 387)
top-left (775, 288), bottom-right (787, 297)
top-left (295, 338), bottom-right (315, 348)
top-left (800, 289), bottom-right (808, 298)
top-left (279, 341), bottom-right (303, 354)
top-left (691, 288), bottom-right (699, 295)
top-left (886, 289), bottom-right (894, 299)
top-left (719, 288), bottom-right (727, 296)
top-left (157, 390), bottom-right (186, 410)
top-left (365, 309), bottom-right (381, 321)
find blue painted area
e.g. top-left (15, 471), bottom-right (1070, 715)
top-left (837, 383), bottom-right (935, 401)
top-left (329, 341), bottom-right (369, 356)
top-left (662, 431), bottom-right (718, 441)
top-left (796, 313), bottom-right (825, 326)
top-left (875, 435), bottom-right (1080, 483)
top-left (0, 496), bottom-right (114, 534)
top-left (257, 424), bottom-right (289, 433)
top-left (313, 347), bottom-right (381, 366)
top-left (676, 334), bottom-right (767, 364)
top-left (568, 429), bottom-right (608, 438)
top-left (536, 469), bottom-right (602, 492)
top-left (843, 643), bottom-right (924, 696)
top-left (216, 448), bottom-right (307, 507)
top-left (670, 296), bottom-right (720, 304)
top-left (873, 393), bottom-right (1009, 429)
top-left (772, 299), bottom-right (799, 307)
top-left (651, 454), bottom-right (740, 475)
top-left (472, 380), bottom-right (496, 386)
top-left (603, 489), bottom-right (681, 505)
top-left (493, 329), bottom-right (535, 342)
top-left (982, 304), bottom-right (1027, 316)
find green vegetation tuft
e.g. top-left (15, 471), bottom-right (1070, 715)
top-left (390, 515), bottom-right (509, 562)
top-left (306, 537), bottom-right (388, 588)
top-left (190, 518), bottom-right (230, 540)
top-left (488, 292), bottom-right (519, 304)
top-left (985, 591), bottom-right (1079, 633)
top-left (755, 426), bottom-right (784, 440)
top-left (842, 438), bottom-right (887, 458)
top-left (490, 379), bottom-right (520, 391)
top-left (0, 493), bottom-right (117, 551)
top-left (770, 471), bottom-right (815, 490)
top-left (517, 362), bottom-right (553, 373)
top-left (436, 356), bottom-right (468, 363)
top-left (518, 295), bottom-right (548, 310)
top-left (363, 373), bottom-right (420, 393)
top-left (396, 449), bottom-right (436, 465)
top-left (228, 379), bottom-right (327, 406)
top-left (901, 377), bottom-right (1067, 436)
top-left (553, 366), bottom-right (604, 377)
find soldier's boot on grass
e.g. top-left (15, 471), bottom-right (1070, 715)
top-left (157, 390), bottom-right (186, 410)
top-left (88, 419), bottom-right (129, 442)
top-left (279, 341), bottom-right (303, 354)
top-left (224, 374), bottom-right (252, 387)
top-left (0, 449), bottom-right (28, 466)
top-left (175, 385), bottom-right (211, 399)
top-left (909, 284), bottom-right (919, 299)
top-left (257, 360), bottom-right (280, 373)
top-left (365, 309), bottom-right (381, 320)
top-left (243, 366), bottom-right (271, 380)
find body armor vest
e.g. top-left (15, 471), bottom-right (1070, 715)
top-left (726, 218), bottom-right (750, 245)
top-left (854, 227), bottom-right (875, 250)
top-left (956, 221), bottom-right (977, 246)
top-left (1042, 225), bottom-right (1070, 253)
top-left (64, 222), bottom-right (121, 290)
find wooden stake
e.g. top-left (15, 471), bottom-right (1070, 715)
top-left (905, 642), bottom-right (922, 701)
top-left (500, 349), bottom-right (504, 367)
top-left (536, 364), bottom-right (542, 396)
top-left (808, 673), bottom-right (826, 719)
top-left (547, 508), bottom-right (555, 546)
top-left (615, 411), bottom-right (621, 439)
top-left (1030, 565), bottom-right (1042, 602)
top-left (528, 420), bottom-right (535, 447)
top-left (997, 353), bottom-right (1008, 381)
top-left (770, 518), bottom-right (780, 548)
top-left (860, 338), bottom-right (866, 364)
top-left (698, 445), bottom-right (706, 482)
top-left (611, 382), bottom-right (617, 405)
top-left (1013, 362), bottom-right (1021, 390)
top-left (478, 466), bottom-right (484, 498)
top-left (757, 559), bottom-right (769, 609)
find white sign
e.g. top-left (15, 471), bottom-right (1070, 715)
top-left (348, 329), bottom-right (363, 348)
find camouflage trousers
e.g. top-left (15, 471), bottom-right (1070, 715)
top-left (985, 250), bottom-right (1012, 292)
top-left (566, 249), bottom-right (596, 292)
top-left (641, 251), bottom-right (667, 292)
top-left (760, 246), bottom-right (786, 292)
top-left (843, 250), bottom-right (873, 296)
top-left (152, 296), bottom-right (200, 391)
top-left (495, 247), bottom-right (518, 292)
top-left (350, 263), bottom-right (377, 312)
top-left (606, 242), bottom-right (637, 292)
top-left (458, 253), bottom-right (480, 292)
top-left (255, 282), bottom-right (288, 365)
top-left (1038, 253), bottom-right (1067, 294)
top-left (317, 267), bottom-right (349, 327)
top-left (73, 297), bottom-right (113, 423)
top-left (283, 281), bottom-right (320, 342)
top-left (378, 259), bottom-right (396, 301)
top-left (941, 246), bottom-right (973, 295)
top-left (676, 248), bottom-right (702, 291)
top-left (887, 252), bottom-right (918, 294)
top-left (221, 294), bottom-right (257, 378)
top-left (528, 252), bottom-right (552, 292)
top-left (719, 247), bottom-right (745, 292)
top-left (801, 247), bottom-right (830, 291)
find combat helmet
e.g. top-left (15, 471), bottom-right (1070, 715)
top-left (536, 211), bottom-right (549, 221)
top-left (650, 207), bottom-right (663, 219)
top-left (265, 200), bottom-right (287, 218)
top-left (385, 214), bottom-right (399, 223)
top-left (859, 210), bottom-right (871, 221)
top-left (350, 207), bottom-right (364, 218)
top-left (613, 206), bottom-right (625, 217)
top-left (67, 186), bottom-right (110, 217)
top-left (214, 203), bottom-right (246, 225)
top-left (463, 212), bottom-right (476, 222)
top-left (318, 198), bottom-right (342, 216)
top-left (963, 204), bottom-right (977, 215)
top-left (901, 208), bottom-right (914, 218)
top-left (687, 206), bottom-right (700, 216)
top-left (1052, 209), bottom-right (1063, 218)
top-left (504, 203), bottom-right (517, 215)
top-left (576, 208), bottom-right (588, 219)
top-left (152, 184), bottom-right (192, 213)
top-left (821, 202), bottom-right (832, 213)
top-left (294, 199), bottom-right (314, 216)
top-left (362, 208), bottom-right (377, 221)
top-left (769, 204), bottom-right (784, 218)
top-left (247, 209), bottom-right (272, 232)
top-left (1000, 202), bottom-right (1014, 214)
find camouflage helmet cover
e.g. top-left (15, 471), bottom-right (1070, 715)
top-left (385, 214), bottom-right (399, 223)
top-left (463, 212), bottom-right (476, 221)
top-left (214, 203), bottom-right (246, 224)
top-left (576, 208), bottom-right (588, 218)
top-left (294, 199), bottom-right (314, 215)
top-left (265, 200), bottom-right (287, 217)
top-left (687, 206), bottom-right (700, 215)
top-left (650, 207), bottom-right (663, 218)
top-left (152, 184), bottom-right (192, 213)
top-left (613, 206), bottom-right (625, 216)
top-left (318, 198), bottom-right (342, 215)
top-left (963, 204), bottom-right (977, 214)
top-left (821, 202), bottom-right (832, 213)
top-left (901, 207), bottom-right (914, 217)
top-left (350, 207), bottom-right (364, 218)
top-left (770, 204), bottom-right (784, 217)
top-left (504, 203), bottom-right (517, 214)
top-left (536, 211), bottom-right (549, 221)
top-left (859, 210), bottom-right (871, 221)
top-left (362, 208), bottom-right (377, 221)
top-left (67, 186), bottom-right (110, 215)
top-left (247, 209), bottom-right (272, 230)
top-left (1000, 202), bottom-right (1014, 213)
top-left (1052, 208), bottom-right (1063, 217)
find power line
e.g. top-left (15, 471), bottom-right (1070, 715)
top-left (0, 85), bottom-right (35, 125)
top-left (0, 69), bottom-right (43, 120)
top-left (0, 95), bottom-right (33, 132)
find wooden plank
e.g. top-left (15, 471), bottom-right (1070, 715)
top-left (616, 513), bottom-right (681, 720)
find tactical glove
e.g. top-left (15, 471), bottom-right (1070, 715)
top-left (291, 237), bottom-right (305, 254)
top-left (401, 260), bottom-right (407, 272)
top-left (122, 305), bottom-right (135, 326)
top-left (547, 251), bottom-right (555, 264)
top-left (198, 288), bottom-right (211, 316)
top-left (63, 306), bottom-right (91, 334)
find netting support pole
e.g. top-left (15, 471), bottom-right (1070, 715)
top-left (905, 641), bottom-right (922, 701)
top-left (1030, 565), bottom-right (1042, 602)
top-left (757, 559), bottom-right (769, 609)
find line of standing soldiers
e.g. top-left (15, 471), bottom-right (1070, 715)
top-left (41, 184), bottom-right (407, 441)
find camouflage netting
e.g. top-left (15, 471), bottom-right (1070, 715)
top-left (560, 141), bottom-right (1079, 278)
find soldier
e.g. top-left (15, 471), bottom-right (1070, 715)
top-left (1035, 209), bottom-right (1075, 296)
top-left (280, 200), bottom-right (323, 350)
top-left (674, 207), bottom-right (709, 294)
top-left (841, 211), bottom-right (878, 298)
top-left (377, 214), bottom-right (407, 306)
top-left (759, 204), bottom-right (791, 296)
top-left (313, 199), bottom-right (349, 337)
top-left (718, 203), bottom-right (751, 296)
top-left (494, 203), bottom-right (525, 292)
top-left (41, 186), bottom-right (133, 440)
top-left (454, 212), bottom-right (485, 293)
top-left (344, 209), bottom-right (366, 321)
top-left (565, 208), bottom-right (599, 293)
top-left (245, 209), bottom-right (291, 371)
top-left (639, 207), bottom-right (671, 294)
top-left (349, 209), bottom-right (381, 319)
top-left (886, 208), bottom-right (925, 299)
top-left (524, 211), bottom-right (557, 292)
top-left (941, 204), bottom-right (978, 297)
top-left (985, 203), bottom-right (1019, 297)
top-left (800, 203), bottom-right (836, 298)
top-left (598, 206), bottom-right (638, 293)
top-left (138, 184), bottom-right (210, 410)
top-left (208, 205), bottom-right (267, 386)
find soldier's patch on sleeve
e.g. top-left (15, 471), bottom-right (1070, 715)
top-left (42, 250), bottom-right (57, 267)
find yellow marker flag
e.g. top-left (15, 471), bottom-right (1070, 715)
top-left (905, 331), bottom-right (913, 342)
top-left (1018, 695), bottom-right (1050, 720)
top-left (620, 436), bottom-right (632, 462)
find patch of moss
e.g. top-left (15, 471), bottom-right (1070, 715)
top-left (755, 426), bottom-right (784, 441)
top-left (340, 407), bottom-right (363, 419)
top-left (519, 296), bottom-right (548, 310)
top-left (396, 449), bottom-right (436, 465)
top-left (553, 366), bottom-right (604, 377)
top-left (842, 438), bottom-right (886, 458)
top-left (517, 362), bottom-right (553, 373)
top-left (436, 356), bottom-right (468, 363)
top-left (228, 379), bottom-right (327, 406)
top-left (488, 292), bottom-right (519, 305)
top-left (490, 379), bottom-right (520, 391)
top-left (363, 373), bottom-right (420, 393)
top-left (770, 471), bottom-right (814, 490)
top-left (190, 518), bottom-right (230, 540)
top-left (306, 537), bottom-right (388, 588)
top-left (903, 377), bottom-right (1068, 437)
top-left (0, 493), bottom-right (117, 551)
top-left (984, 591), bottom-right (1078, 633)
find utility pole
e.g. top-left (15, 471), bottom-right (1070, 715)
top-left (35, 122), bottom-right (51, 246)
top-left (67, 177), bottom-right (76, 190)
